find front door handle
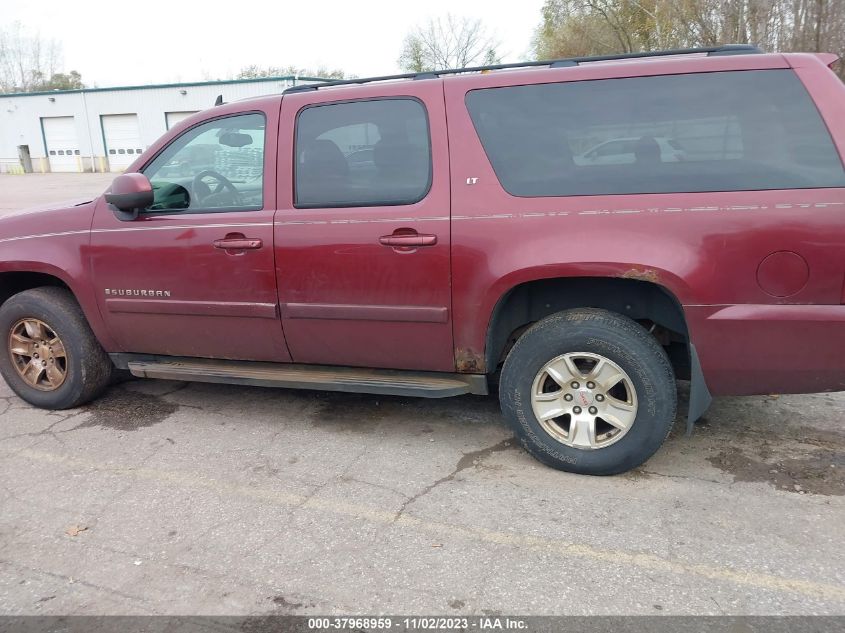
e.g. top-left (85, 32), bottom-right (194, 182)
top-left (213, 236), bottom-right (263, 250)
top-left (378, 233), bottom-right (438, 247)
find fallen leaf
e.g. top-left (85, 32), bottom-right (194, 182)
top-left (65, 525), bottom-right (87, 537)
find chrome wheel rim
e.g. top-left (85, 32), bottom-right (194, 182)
top-left (530, 352), bottom-right (638, 450)
top-left (8, 318), bottom-right (68, 391)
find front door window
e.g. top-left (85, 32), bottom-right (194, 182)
top-left (142, 113), bottom-right (266, 212)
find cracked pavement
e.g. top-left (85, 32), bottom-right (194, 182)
top-left (0, 376), bottom-right (843, 616)
top-left (0, 175), bottom-right (844, 616)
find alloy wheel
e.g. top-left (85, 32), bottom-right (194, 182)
top-left (530, 352), bottom-right (638, 450)
top-left (8, 318), bottom-right (68, 391)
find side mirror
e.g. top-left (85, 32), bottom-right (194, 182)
top-left (105, 173), bottom-right (153, 221)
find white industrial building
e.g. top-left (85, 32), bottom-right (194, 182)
top-left (0, 75), bottom-right (324, 174)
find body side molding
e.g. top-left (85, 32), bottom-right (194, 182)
top-left (105, 299), bottom-right (279, 319)
top-left (282, 303), bottom-right (449, 323)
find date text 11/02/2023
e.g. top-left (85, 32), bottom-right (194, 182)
top-left (306, 617), bottom-right (529, 630)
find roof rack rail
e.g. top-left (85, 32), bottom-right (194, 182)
top-left (284, 44), bottom-right (762, 94)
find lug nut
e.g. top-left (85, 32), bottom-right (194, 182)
top-left (571, 382), bottom-right (580, 389)
top-left (573, 406), bottom-right (582, 414)
top-left (587, 381), bottom-right (595, 389)
top-left (596, 394), bottom-right (605, 402)
top-left (589, 406), bottom-right (598, 415)
top-left (564, 393), bottom-right (573, 401)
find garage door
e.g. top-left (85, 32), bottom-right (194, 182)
top-left (165, 111), bottom-right (198, 129)
top-left (102, 114), bottom-right (143, 172)
top-left (42, 117), bottom-right (80, 172)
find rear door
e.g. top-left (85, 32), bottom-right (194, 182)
top-left (274, 81), bottom-right (454, 372)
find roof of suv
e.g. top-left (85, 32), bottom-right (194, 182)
top-left (283, 45), bottom-right (765, 95)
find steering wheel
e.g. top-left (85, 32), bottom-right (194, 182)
top-left (191, 170), bottom-right (242, 206)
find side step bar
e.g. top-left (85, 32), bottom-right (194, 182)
top-left (123, 357), bottom-right (488, 398)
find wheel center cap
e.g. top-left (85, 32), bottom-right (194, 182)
top-left (577, 388), bottom-right (594, 406)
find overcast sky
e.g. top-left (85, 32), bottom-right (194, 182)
top-left (4, 0), bottom-right (546, 87)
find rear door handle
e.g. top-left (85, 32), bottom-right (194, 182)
top-left (213, 237), bottom-right (263, 250)
top-left (378, 233), bottom-right (438, 247)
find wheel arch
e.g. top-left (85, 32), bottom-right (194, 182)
top-left (485, 275), bottom-right (687, 368)
top-left (0, 268), bottom-right (74, 307)
top-left (0, 263), bottom-right (117, 351)
top-left (482, 274), bottom-right (711, 426)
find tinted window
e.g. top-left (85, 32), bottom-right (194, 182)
top-left (142, 113), bottom-right (265, 212)
top-left (295, 98), bottom-right (431, 207)
top-left (465, 70), bottom-right (845, 197)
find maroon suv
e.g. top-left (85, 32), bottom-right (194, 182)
top-left (1, 45), bottom-right (843, 475)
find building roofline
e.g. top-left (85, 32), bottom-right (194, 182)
top-left (0, 75), bottom-right (332, 99)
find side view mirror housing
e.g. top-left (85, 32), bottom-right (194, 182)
top-left (105, 173), bottom-right (154, 221)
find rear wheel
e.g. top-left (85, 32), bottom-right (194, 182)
top-left (499, 308), bottom-right (677, 475)
top-left (0, 287), bottom-right (113, 409)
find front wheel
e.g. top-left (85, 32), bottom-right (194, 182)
top-left (499, 308), bottom-right (677, 475)
top-left (0, 287), bottom-right (113, 409)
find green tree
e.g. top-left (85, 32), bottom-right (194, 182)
top-left (35, 70), bottom-right (84, 91)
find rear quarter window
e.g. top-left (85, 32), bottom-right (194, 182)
top-left (465, 69), bottom-right (845, 197)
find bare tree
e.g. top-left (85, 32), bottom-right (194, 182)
top-left (0, 22), bottom-right (63, 93)
top-left (399, 15), bottom-right (501, 72)
top-left (236, 65), bottom-right (347, 80)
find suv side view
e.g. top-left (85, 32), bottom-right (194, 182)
top-left (1, 45), bottom-right (843, 475)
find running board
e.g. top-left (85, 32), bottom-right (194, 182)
top-left (124, 358), bottom-right (488, 398)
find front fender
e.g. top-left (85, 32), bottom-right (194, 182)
top-left (0, 230), bottom-right (116, 351)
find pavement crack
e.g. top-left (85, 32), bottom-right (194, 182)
top-left (637, 470), bottom-right (724, 485)
top-left (340, 476), bottom-right (410, 500)
top-left (295, 446), bottom-right (369, 512)
top-left (0, 558), bottom-right (148, 603)
top-left (1, 410), bottom-right (87, 442)
top-left (393, 439), bottom-right (515, 521)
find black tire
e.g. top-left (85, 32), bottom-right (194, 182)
top-left (499, 308), bottom-right (677, 475)
top-left (0, 287), bottom-right (113, 409)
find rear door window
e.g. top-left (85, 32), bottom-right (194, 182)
top-left (465, 70), bottom-right (845, 197)
top-left (294, 98), bottom-right (432, 208)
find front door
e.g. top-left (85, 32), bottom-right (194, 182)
top-left (275, 83), bottom-right (454, 372)
top-left (90, 109), bottom-right (290, 362)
